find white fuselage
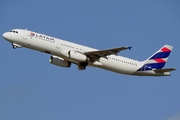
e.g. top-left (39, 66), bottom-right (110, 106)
top-left (3, 29), bottom-right (171, 76)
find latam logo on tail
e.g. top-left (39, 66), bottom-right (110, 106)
top-left (2, 29), bottom-right (176, 76)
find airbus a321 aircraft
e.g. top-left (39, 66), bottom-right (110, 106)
top-left (3, 29), bottom-right (176, 76)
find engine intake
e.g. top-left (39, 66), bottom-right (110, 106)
top-left (50, 56), bottom-right (71, 67)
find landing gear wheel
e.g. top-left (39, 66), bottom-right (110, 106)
top-left (78, 62), bottom-right (88, 70)
top-left (13, 45), bottom-right (16, 49)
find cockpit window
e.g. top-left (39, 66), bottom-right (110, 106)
top-left (10, 30), bottom-right (18, 34)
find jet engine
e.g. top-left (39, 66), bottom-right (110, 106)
top-left (50, 56), bottom-right (71, 67)
top-left (60, 50), bottom-right (89, 62)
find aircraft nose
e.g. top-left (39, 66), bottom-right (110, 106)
top-left (3, 32), bottom-right (9, 40)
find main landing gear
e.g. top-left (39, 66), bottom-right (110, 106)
top-left (78, 62), bottom-right (88, 70)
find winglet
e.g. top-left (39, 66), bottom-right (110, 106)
top-left (128, 46), bottom-right (132, 50)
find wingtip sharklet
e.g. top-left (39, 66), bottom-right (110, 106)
top-left (128, 46), bottom-right (132, 50)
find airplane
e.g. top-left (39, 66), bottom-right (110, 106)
top-left (2, 29), bottom-right (176, 76)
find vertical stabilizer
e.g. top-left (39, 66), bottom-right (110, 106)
top-left (138, 45), bottom-right (173, 71)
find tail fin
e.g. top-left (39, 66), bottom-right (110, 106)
top-left (138, 45), bottom-right (173, 71)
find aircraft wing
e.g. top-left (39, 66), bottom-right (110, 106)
top-left (84, 46), bottom-right (132, 59)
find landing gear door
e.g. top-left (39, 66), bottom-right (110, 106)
top-left (23, 29), bottom-right (27, 40)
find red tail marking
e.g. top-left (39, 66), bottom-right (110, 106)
top-left (154, 59), bottom-right (166, 63)
top-left (161, 47), bottom-right (171, 52)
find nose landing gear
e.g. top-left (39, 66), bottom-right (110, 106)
top-left (13, 45), bottom-right (16, 49)
top-left (12, 43), bottom-right (22, 49)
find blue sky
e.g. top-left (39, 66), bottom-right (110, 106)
top-left (0, 0), bottom-right (180, 120)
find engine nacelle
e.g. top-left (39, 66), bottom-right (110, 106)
top-left (50, 56), bottom-right (71, 67)
top-left (60, 50), bottom-right (89, 62)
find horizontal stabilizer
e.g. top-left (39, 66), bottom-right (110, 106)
top-left (153, 68), bottom-right (176, 72)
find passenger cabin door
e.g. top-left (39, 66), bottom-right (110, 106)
top-left (56, 40), bottom-right (60, 49)
top-left (23, 29), bottom-right (27, 40)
